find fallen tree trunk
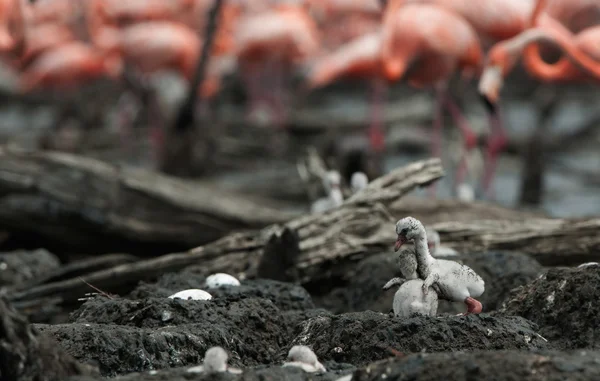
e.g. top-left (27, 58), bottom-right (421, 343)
top-left (0, 148), bottom-right (298, 255)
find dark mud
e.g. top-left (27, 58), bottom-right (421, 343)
top-left (315, 251), bottom-right (542, 315)
top-left (0, 248), bottom-right (60, 287)
top-left (351, 350), bottom-right (600, 381)
top-left (129, 273), bottom-right (314, 311)
top-left (39, 296), bottom-right (320, 376)
top-left (291, 311), bottom-right (550, 366)
top-left (502, 265), bottom-right (600, 349)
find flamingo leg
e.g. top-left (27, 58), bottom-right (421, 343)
top-left (115, 92), bottom-right (139, 153)
top-left (242, 61), bottom-right (266, 123)
top-left (482, 105), bottom-right (507, 200)
top-left (441, 94), bottom-right (478, 189)
top-left (270, 57), bottom-right (287, 130)
top-left (145, 85), bottom-right (165, 166)
top-left (369, 77), bottom-right (387, 154)
top-left (428, 86), bottom-right (446, 198)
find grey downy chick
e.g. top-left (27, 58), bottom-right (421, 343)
top-left (311, 170), bottom-right (343, 213)
top-left (394, 216), bottom-right (485, 315)
top-left (426, 227), bottom-right (459, 258)
top-left (283, 345), bottom-right (326, 373)
top-left (383, 246), bottom-right (439, 317)
top-left (350, 171), bottom-right (369, 193)
top-left (187, 347), bottom-right (242, 374)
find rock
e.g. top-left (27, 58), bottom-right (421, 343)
top-left (41, 297), bottom-right (294, 375)
top-left (350, 350), bottom-right (600, 381)
top-left (130, 273), bottom-right (314, 311)
top-left (501, 266), bottom-right (600, 349)
top-left (0, 249), bottom-right (60, 287)
top-left (291, 311), bottom-right (550, 366)
top-left (168, 289), bottom-right (212, 300)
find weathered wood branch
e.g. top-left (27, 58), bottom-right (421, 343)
top-left (388, 196), bottom-right (545, 224)
top-left (8, 158), bottom-right (444, 304)
top-left (430, 218), bottom-right (600, 266)
top-left (0, 148), bottom-right (297, 255)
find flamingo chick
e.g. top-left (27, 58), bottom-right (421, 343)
top-left (426, 227), bottom-right (459, 258)
top-left (383, 246), bottom-right (439, 317)
top-left (350, 171), bottom-right (369, 193)
top-left (311, 170), bottom-right (343, 213)
top-left (394, 216), bottom-right (485, 315)
top-left (187, 346), bottom-right (242, 374)
top-left (283, 345), bottom-right (326, 373)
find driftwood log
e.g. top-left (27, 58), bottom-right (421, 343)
top-left (431, 218), bottom-right (600, 266)
top-left (0, 148), bottom-right (298, 255)
top-left (7, 158), bottom-right (445, 304)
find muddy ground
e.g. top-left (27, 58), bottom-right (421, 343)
top-left (2, 246), bottom-right (600, 381)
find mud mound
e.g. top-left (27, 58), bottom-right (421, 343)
top-left (130, 273), bottom-right (314, 311)
top-left (314, 251), bottom-right (542, 315)
top-left (351, 349), bottom-right (600, 381)
top-left (501, 266), bottom-right (600, 349)
top-left (291, 311), bottom-right (550, 366)
top-left (40, 297), bottom-right (297, 376)
top-left (71, 297), bottom-right (285, 329)
top-left (0, 249), bottom-right (60, 287)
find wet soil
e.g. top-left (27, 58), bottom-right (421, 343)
top-left (291, 312), bottom-right (550, 366)
top-left (501, 265), bottom-right (600, 349)
top-left (129, 273), bottom-right (315, 311)
top-left (351, 349), bottom-right (600, 381)
top-left (3, 254), bottom-right (598, 381)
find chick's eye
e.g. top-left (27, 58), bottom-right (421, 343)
top-left (400, 228), bottom-right (408, 235)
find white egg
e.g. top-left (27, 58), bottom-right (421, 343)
top-left (205, 273), bottom-right (241, 288)
top-left (168, 289), bottom-right (212, 300)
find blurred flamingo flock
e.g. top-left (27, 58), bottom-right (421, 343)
top-left (0, 0), bottom-right (598, 209)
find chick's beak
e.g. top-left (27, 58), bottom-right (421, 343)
top-left (394, 235), bottom-right (407, 252)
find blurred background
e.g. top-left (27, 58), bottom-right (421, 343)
top-left (1, 0), bottom-right (599, 219)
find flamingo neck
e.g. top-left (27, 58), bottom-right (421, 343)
top-left (510, 27), bottom-right (600, 80)
top-left (414, 235), bottom-right (435, 278)
top-left (529, 0), bottom-right (549, 26)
